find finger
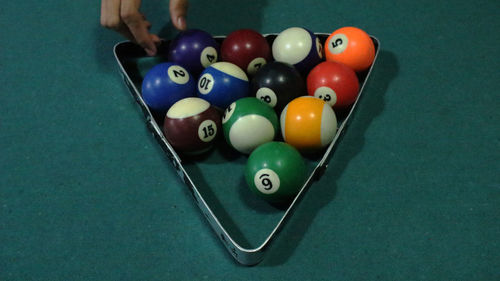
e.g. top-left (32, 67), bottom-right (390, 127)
top-left (169, 0), bottom-right (188, 30)
top-left (115, 23), bottom-right (136, 42)
top-left (139, 12), bottom-right (146, 21)
top-left (120, 0), bottom-right (157, 55)
top-left (100, 0), bottom-right (121, 29)
top-left (101, 0), bottom-right (137, 44)
top-left (150, 34), bottom-right (161, 44)
top-left (144, 20), bottom-right (152, 30)
top-left (120, 24), bottom-right (160, 51)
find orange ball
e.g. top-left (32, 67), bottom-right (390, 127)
top-left (324, 26), bottom-right (375, 72)
top-left (280, 96), bottom-right (337, 151)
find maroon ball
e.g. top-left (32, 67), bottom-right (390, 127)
top-left (221, 29), bottom-right (271, 76)
top-left (164, 97), bottom-right (222, 154)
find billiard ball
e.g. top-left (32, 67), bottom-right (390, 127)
top-left (197, 62), bottom-right (249, 110)
top-left (250, 61), bottom-right (305, 114)
top-left (141, 62), bottom-right (196, 113)
top-left (324, 26), bottom-right (375, 72)
top-left (221, 29), bottom-right (271, 76)
top-left (168, 29), bottom-right (219, 77)
top-left (163, 97), bottom-right (221, 154)
top-left (222, 97), bottom-right (279, 154)
top-left (245, 141), bottom-right (306, 204)
top-left (280, 96), bottom-right (337, 151)
top-left (307, 61), bottom-right (360, 110)
top-left (271, 27), bottom-right (323, 75)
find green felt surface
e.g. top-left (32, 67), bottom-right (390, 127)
top-left (1, 0), bottom-right (499, 280)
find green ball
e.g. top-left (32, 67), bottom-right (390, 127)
top-left (245, 141), bottom-right (306, 204)
top-left (222, 97), bottom-right (279, 154)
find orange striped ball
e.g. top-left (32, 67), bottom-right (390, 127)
top-left (280, 96), bottom-right (337, 151)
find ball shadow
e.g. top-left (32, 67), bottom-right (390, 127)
top-left (261, 50), bottom-right (400, 266)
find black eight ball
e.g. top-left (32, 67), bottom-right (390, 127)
top-left (250, 61), bottom-right (305, 114)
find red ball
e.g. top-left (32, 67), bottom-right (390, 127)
top-left (221, 29), bottom-right (271, 76)
top-left (164, 97), bottom-right (222, 154)
top-left (306, 61), bottom-right (359, 110)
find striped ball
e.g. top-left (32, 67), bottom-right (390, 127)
top-left (280, 96), bottom-right (337, 151)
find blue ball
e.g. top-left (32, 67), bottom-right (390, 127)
top-left (142, 62), bottom-right (196, 112)
top-left (197, 62), bottom-right (249, 110)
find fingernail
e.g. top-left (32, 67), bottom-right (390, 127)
top-left (177, 17), bottom-right (187, 30)
top-left (145, 47), bottom-right (156, 56)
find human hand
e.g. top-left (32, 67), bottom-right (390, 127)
top-left (101, 0), bottom-right (189, 56)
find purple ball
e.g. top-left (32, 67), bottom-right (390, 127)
top-left (168, 29), bottom-right (220, 77)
